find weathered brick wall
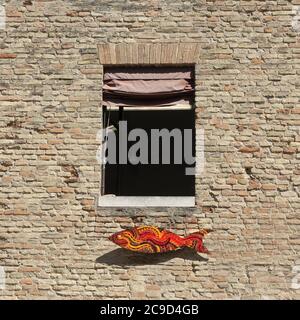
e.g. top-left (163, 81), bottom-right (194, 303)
top-left (0, 0), bottom-right (299, 299)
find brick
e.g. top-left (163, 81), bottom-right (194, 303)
top-left (239, 146), bottom-right (260, 153)
top-left (0, 54), bottom-right (17, 59)
top-left (283, 147), bottom-right (297, 154)
top-left (262, 184), bottom-right (277, 191)
top-left (47, 187), bottom-right (62, 193)
top-left (20, 278), bottom-right (33, 285)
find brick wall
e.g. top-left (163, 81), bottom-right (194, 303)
top-left (0, 0), bottom-right (299, 299)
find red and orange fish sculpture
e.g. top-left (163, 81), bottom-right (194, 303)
top-left (109, 226), bottom-right (211, 254)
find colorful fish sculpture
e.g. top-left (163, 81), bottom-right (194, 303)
top-left (109, 225), bottom-right (211, 254)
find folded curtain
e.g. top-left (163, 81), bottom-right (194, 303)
top-left (103, 66), bottom-right (194, 108)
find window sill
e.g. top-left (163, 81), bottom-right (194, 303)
top-left (98, 195), bottom-right (195, 207)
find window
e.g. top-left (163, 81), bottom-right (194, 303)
top-left (99, 66), bottom-right (196, 207)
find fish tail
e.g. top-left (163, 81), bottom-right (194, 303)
top-left (183, 229), bottom-right (212, 253)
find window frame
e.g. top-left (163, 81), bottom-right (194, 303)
top-left (98, 64), bottom-right (197, 208)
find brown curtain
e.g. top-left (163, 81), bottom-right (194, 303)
top-left (103, 66), bottom-right (194, 107)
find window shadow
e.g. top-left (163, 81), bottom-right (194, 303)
top-left (95, 247), bottom-right (208, 266)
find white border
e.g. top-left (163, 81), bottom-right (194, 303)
top-left (0, 266), bottom-right (5, 290)
top-left (0, 2), bottom-right (6, 30)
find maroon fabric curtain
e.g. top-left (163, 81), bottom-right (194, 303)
top-left (103, 66), bottom-right (194, 107)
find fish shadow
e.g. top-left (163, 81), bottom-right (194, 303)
top-left (96, 247), bottom-right (208, 266)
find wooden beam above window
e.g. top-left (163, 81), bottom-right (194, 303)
top-left (98, 43), bottom-right (200, 65)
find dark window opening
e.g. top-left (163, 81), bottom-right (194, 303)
top-left (103, 109), bottom-right (195, 196)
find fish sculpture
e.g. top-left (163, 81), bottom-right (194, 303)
top-left (109, 225), bottom-right (211, 254)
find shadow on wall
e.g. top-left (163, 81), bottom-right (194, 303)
top-left (96, 248), bottom-right (208, 266)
